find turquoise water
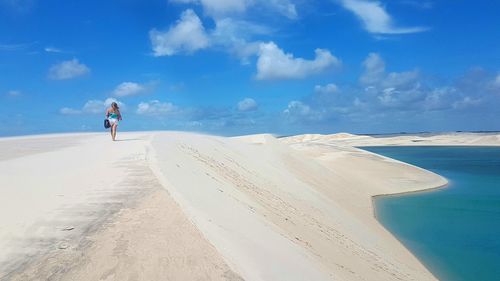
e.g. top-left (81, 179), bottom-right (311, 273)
top-left (362, 146), bottom-right (500, 281)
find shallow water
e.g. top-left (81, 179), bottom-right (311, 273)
top-left (363, 146), bottom-right (500, 281)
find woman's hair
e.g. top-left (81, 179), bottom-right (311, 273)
top-left (111, 102), bottom-right (119, 110)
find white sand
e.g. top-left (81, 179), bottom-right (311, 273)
top-left (1, 131), bottom-right (496, 280)
top-left (282, 132), bottom-right (500, 147)
top-left (0, 132), bottom-right (240, 280)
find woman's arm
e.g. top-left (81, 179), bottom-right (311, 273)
top-left (118, 111), bottom-right (122, 121)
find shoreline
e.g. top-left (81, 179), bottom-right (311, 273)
top-left (368, 146), bottom-right (500, 281)
top-left (370, 180), bottom-right (449, 220)
top-left (364, 146), bottom-right (453, 281)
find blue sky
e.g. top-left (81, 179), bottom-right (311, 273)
top-left (1, 0), bottom-right (499, 136)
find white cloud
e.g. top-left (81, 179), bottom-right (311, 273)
top-left (199, 0), bottom-right (248, 16)
top-left (357, 56), bottom-right (490, 112)
top-left (340, 0), bottom-right (427, 34)
top-left (113, 82), bottom-right (146, 97)
top-left (283, 100), bottom-right (327, 123)
top-left (82, 100), bottom-right (107, 114)
top-left (44, 47), bottom-right (62, 53)
top-left (360, 52), bottom-right (385, 84)
top-left (284, 100), bottom-right (311, 116)
top-left (256, 42), bottom-right (341, 80)
top-left (383, 70), bottom-right (419, 89)
top-left (170, 0), bottom-right (197, 3)
top-left (149, 9), bottom-right (210, 56)
top-left (6, 90), bottom-right (21, 97)
top-left (377, 87), bottom-right (398, 106)
top-left (170, 0), bottom-right (247, 17)
top-left (153, 2), bottom-right (294, 62)
top-left (231, 41), bottom-right (262, 64)
top-left (452, 96), bottom-right (482, 109)
top-left (48, 58), bottom-right (90, 80)
top-left (494, 74), bottom-right (500, 88)
top-left (136, 100), bottom-right (178, 115)
top-left (360, 53), bottom-right (419, 89)
top-left (170, 0), bottom-right (296, 18)
top-left (237, 98), bottom-right (258, 111)
top-left (0, 43), bottom-right (31, 51)
top-left (150, 12), bottom-right (270, 61)
top-left (83, 98), bottom-right (123, 114)
top-left (59, 107), bottom-right (81, 115)
top-left (263, 0), bottom-right (297, 19)
top-left (422, 87), bottom-right (456, 111)
top-left (314, 83), bottom-right (338, 94)
top-left (60, 98), bottom-right (123, 115)
top-left (211, 18), bottom-right (270, 63)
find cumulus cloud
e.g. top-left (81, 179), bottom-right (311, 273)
top-left (112, 82), bottom-right (147, 97)
top-left (263, 0), bottom-right (297, 19)
top-left (60, 98), bottom-right (123, 115)
top-left (150, 9), bottom-right (210, 56)
top-left (256, 42), bottom-right (341, 80)
top-left (284, 100), bottom-right (311, 116)
top-left (283, 100), bottom-right (326, 122)
top-left (48, 58), bottom-right (90, 80)
top-left (357, 53), bottom-right (429, 110)
top-left (159, 0), bottom-right (298, 64)
top-left (360, 52), bottom-right (385, 84)
top-left (211, 18), bottom-right (270, 62)
top-left (314, 83), bottom-right (339, 94)
top-left (340, 0), bottom-right (427, 34)
top-left (360, 53), bottom-right (419, 89)
top-left (281, 54), bottom-right (500, 129)
top-left (150, 11), bottom-right (270, 61)
top-left (237, 98), bottom-right (258, 111)
top-left (136, 100), bottom-right (178, 115)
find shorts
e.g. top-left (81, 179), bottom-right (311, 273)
top-left (108, 118), bottom-right (119, 125)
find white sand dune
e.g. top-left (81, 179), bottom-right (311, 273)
top-left (2, 131), bottom-right (495, 280)
top-left (0, 133), bottom-right (240, 281)
top-left (282, 132), bottom-right (500, 147)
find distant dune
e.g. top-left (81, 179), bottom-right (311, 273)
top-left (281, 132), bottom-right (500, 147)
top-left (1, 131), bottom-right (497, 280)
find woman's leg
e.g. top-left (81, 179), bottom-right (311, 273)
top-left (112, 124), bottom-right (117, 141)
top-left (110, 126), bottom-right (114, 140)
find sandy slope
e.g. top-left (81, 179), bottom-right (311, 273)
top-left (1, 131), bottom-right (486, 280)
top-left (150, 132), bottom-right (445, 281)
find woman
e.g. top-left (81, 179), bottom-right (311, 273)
top-left (106, 102), bottom-right (122, 141)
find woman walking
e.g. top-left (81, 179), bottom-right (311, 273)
top-left (106, 102), bottom-right (122, 141)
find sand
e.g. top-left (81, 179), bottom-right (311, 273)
top-left (1, 131), bottom-right (497, 280)
top-left (281, 132), bottom-right (500, 147)
top-left (0, 133), bottom-right (240, 281)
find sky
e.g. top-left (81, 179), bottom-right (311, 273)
top-left (1, 0), bottom-right (499, 137)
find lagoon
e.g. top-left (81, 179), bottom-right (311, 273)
top-left (363, 146), bottom-right (500, 281)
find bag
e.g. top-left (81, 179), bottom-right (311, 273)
top-left (104, 119), bottom-right (111, 129)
